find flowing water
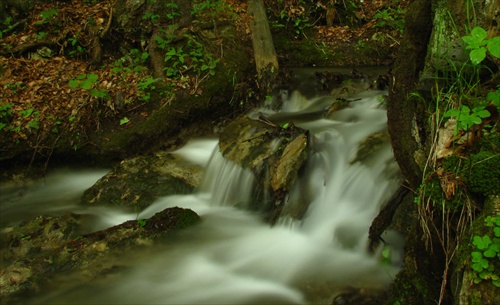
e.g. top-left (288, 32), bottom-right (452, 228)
top-left (1, 89), bottom-right (403, 304)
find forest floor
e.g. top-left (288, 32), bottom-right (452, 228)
top-left (0, 0), bottom-right (409, 164)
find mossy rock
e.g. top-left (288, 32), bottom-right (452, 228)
top-left (219, 112), bottom-right (309, 222)
top-left (0, 207), bottom-right (200, 303)
top-left (81, 151), bottom-right (204, 210)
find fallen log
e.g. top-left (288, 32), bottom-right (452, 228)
top-left (247, 0), bottom-right (279, 76)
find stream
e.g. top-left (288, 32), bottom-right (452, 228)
top-left (1, 88), bottom-right (404, 304)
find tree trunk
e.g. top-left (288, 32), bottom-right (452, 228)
top-left (387, 0), bottom-right (433, 189)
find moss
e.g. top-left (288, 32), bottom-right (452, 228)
top-left (441, 148), bottom-right (500, 198)
top-left (477, 130), bottom-right (500, 152)
top-left (274, 36), bottom-right (339, 66)
top-left (385, 268), bottom-right (437, 305)
top-left (81, 159), bottom-right (194, 209)
top-left (465, 151), bottom-right (500, 196)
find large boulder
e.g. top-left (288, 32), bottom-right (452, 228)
top-left (219, 113), bottom-right (309, 223)
top-left (82, 151), bottom-right (204, 210)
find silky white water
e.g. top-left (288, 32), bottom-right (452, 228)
top-left (2, 90), bottom-right (403, 304)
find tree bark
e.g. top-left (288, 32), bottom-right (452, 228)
top-left (387, 0), bottom-right (433, 189)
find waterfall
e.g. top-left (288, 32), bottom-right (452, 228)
top-left (16, 90), bottom-right (403, 305)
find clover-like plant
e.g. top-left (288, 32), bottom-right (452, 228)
top-left (471, 216), bottom-right (500, 287)
top-left (444, 105), bottom-right (490, 135)
top-left (462, 27), bottom-right (500, 65)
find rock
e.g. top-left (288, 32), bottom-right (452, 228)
top-left (270, 133), bottom-right (308, 191)
top-left (0, 207), bottom-right (200, 303)
top-left (81, 151), bottom-right (204, 210)
top-left (332, 287), bottom-right (385, 305)
top-left (350, 131), bottom-right (390, 164)
top-left (219, 113), bottom-right (309, 222)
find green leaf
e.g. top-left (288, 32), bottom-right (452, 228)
top-left (494, 227), bottom-right (500, 237)
top-left (20, 108), bottom-right (34, 117)
top-left (120, 117), bottom-right (130, 125)
top-left (27, 120), bottom-right (39, 129)
top-left (81, 80), bottom-right (93, 90)
top-left (472, 262), bottom-right (484, 272)
top-left (487, 36), bottom-right (500, 58)
top-left (472, 107), bottom-right (490, 118)
top-left (493, 279), bottom-right (500, 287)
top-left (469, 48), bottom-right (487, 65)
top-left (463, 36), bottom-right (481, 49)
top-left (480, 258), bottom-right (489, 268)
top-left (484, 248), bottom-right (498, 258)
top-left (68, 79), bottom-right (80, 88)
top-left (444, 108), bottom-right (461, 118)
top-left (87, 73), bottom-right (98, 83)
top-left (166, 48), bottom-right (177, 56)
top-left (473, 235), bottom-right (492, 250)
top-left (137, 219), bottom-right (147, 227)
top-left (479, 271), bottom-right (492, 280)
top-left (471, 251), bottom-right (483, 261)
top-left (487, 90), bottom-right (500, 107)
top-left (470, 27), bottom-right (488, 43)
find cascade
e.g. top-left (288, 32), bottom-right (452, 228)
top-left (3, 89), bottom-right (404, 304)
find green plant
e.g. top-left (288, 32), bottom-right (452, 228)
top-left (69, 73), bottom-right (98, 90)
top-left (354, 39), bottom-right (366, 51)
top-left (67, 34), bottom-right (86, 57)
top-left (192, 0), bottom-right (231, 18)
top-left (48, 115), bottom-right (62, 133)
top-left (137, 219), bottom-right (147, 227)
top-left (36, 8), bottom-right (58, 25)
top-left (268, 0), bottom-right (312, 38)
top-left (0, 102), bottom-right (13, 131)
top-left (36, 32), bottom-right (48, 40)
top-left (471, 216), bottom-right (500, 287)
top-left (487, 87), bottom-right (500, 110)
top-left (372, 6), bottom-right (405, 33)
top-left (0, 17), bottom-right (14, 39)
top-left (129, 48), bottom-right (149, 66)
top-left (462, 27), bottom-right (500, 65)
top-left (164, 46), bottom-right (187, 77)
top-left (162, 34), bottom-right (219, 79)
top-left (165, 1), bottom-right (180, 21)
top-left (138, 77), bottom-right (158, 101)
top-left (143, 12), bottom-right (161, 23)
top-left (19, 108), bottom-right (40, 130)
top-left (69, 74), bottom-right (109, 100)
top-left (443, 105), bottom-right (490, 135)
top-left (120, 117), bottom-right (130, 125)
top-left (4, 82), bottom-right (24, 94)
top-left (111, 61), bottom-right (133, 79)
